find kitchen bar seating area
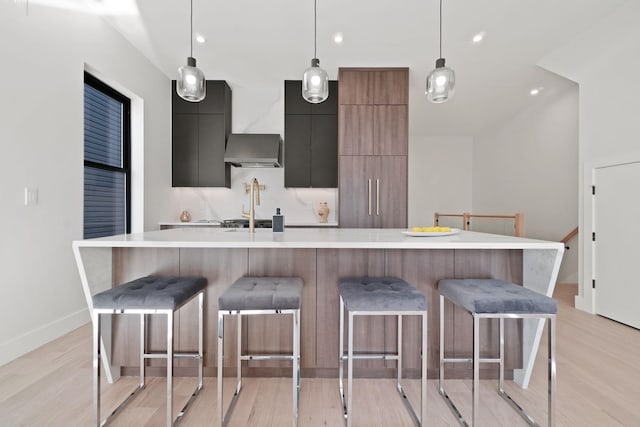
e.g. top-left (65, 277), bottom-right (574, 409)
top-left (59, 227), bottom-right (567, 426)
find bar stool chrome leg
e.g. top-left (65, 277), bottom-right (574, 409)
top-left (292, 310), bottom-right (300, 426)
top-left (218, 308), bottom-right (301, 427)
top-left (338, 296), bottom-right (346, 419)
top-left (339, 303), bottom-right (428, 426)
top-left (439, 290), bottom-right (557, 427)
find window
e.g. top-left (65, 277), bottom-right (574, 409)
top-left (83, 72), bottom-right (131, 238)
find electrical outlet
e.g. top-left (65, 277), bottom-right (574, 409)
top-left (24, 187), bottom-right (38, 206)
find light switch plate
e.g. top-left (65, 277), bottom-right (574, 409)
top-left (24, 187), bottom-right (38, 206)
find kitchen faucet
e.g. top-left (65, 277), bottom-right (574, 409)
top-left (242, 178), bottom-right (261, 233)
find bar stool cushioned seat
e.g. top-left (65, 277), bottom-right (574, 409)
top-left (439, 278), bottom-right (557, 314)
top-left (218, 276), bottom-right (303, 311)
top-left (218, 276), bottom-right (303, 427)
top-left (339, 277), bottom-right (427, 311)
top-left (92, 275), bottom-right (206, 427)
top-left (93, 276), bottom-right (206, 310)
top-left (339, 277), bottom-right (428, 427)
top-left (438, 278), bottom-right (557, 427)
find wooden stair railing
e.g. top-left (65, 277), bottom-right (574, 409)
top-left (560, 227), bottom-right (578, 250)
top-left (434, 212), bottom-right (524, 237)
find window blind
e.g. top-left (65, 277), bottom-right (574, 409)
top-left (83, 75), bottom-right (130, 239)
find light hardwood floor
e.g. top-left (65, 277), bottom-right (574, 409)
top-left (1, 285), bottom-right (639, 426)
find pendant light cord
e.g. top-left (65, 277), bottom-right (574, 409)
top-left (314, 0), bottom-right (317, 58)
top-left (190, 0), bottom-right (194, 57)
top-left (439, 0), bottom-right (443, 58)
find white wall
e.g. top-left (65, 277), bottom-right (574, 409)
top-left (539, 0), bottom-right (640, 311)
top-left (408, 136), bottom-right (473, 227)
top-left (473, 85), bottom-right (579, 282)
top-left (0, 3), bottom-right (171, 366)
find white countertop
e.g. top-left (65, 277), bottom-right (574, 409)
top-left (73, 228), bottom-right (563, 250)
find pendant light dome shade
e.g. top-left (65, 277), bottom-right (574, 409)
top-left (303, 58), bottom-right (329, 103)
top-left (426, 0), bottom-right (455, 104)
top-left (426, 57), bottom-right (455, 103)
top-left (178, 57), bottom-right (206, 102)
top-left (177, 0), bottom-right (205, 103)
top-left (302, 0), bottom-right (329, 104)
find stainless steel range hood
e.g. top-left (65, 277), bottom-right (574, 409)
top-left (224, 134), bottom-right (282, 167)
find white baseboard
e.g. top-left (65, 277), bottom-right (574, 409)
top-left (0, 308), bottom-right (90, 367)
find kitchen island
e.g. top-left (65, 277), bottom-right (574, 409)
top-left (73, 228), bottom-right (563, 388)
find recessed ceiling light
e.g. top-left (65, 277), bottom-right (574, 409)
top-left (195, 34), bottom-right (206, 44)
top-left (472, 32), bottom-right (486, 43)
top-left (530, 87), bottom-right (543, 96)
top-left (333, 32), bottom-right (344, 45)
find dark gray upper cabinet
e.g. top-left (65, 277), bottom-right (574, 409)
top-left (311, 81), bottom-right (338, 115)
top-left (284, 80), bottom-right (338, 188)
top-left (284, 80), bottom-right (311, 115)
top-left (172, 80), bottom-right (231, 187)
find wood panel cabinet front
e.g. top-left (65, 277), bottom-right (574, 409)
top-left (338, 69), bottom-right (373, 105)
top-left (338, 68), bottom-right (408, 105)
top-left (338, 105), bottom-right (373, 155)
top-left (373, 70), bottom-right (409, 104)
top-left (373, 105), bottom-right (408, 156)
top-left (373, 156), bottom-right (407, 228)
top-left (339, 155), bottom-right (407, 228)
top-left (339, 105), bottom-right (407, 156)
top-left (339, 156), bottom-right (375, 228)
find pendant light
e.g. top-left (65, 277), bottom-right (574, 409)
top-left (426, 0), bottom-right (455, 103)
top-left (177, 0), bottom-right (206, 102)
top-left (302, 0), bottom-right (329, 103)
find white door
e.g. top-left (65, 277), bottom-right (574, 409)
top-left (594, 161), bottom-right (640, 328)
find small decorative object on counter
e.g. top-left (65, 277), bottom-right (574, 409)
top-left (318, 202), bottom-right (329, 223)
top-left (273, 208), bottom-right (284, 232)
top-left (179, 209), bottom-right (192, 222)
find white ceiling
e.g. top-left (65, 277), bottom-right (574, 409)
top-left (102, 0), bottom-right (626, 136)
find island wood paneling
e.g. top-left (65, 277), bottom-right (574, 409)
top-left (384, 249), bottom-right (455, 377)
top-left (177, 248), bottom-right (248, 372)
top-left (316, 249), bottom-right (386, 374)
top-left (245, 249), bottom-right (317, 375)
top-left (109, 247), bottom-right (525, 380)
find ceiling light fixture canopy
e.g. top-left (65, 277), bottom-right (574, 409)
top-left (302, 0), bottom-right (329, 104)
top-left (177, 0), bottom-right (205, 102)
top-left (426, 0), bottom-right (455, 103)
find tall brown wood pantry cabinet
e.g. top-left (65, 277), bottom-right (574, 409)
top-left (338, 68), bottom-right (408, 228)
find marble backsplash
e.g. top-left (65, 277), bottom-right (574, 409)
top-left (170, 167), bottom-right (339, 225)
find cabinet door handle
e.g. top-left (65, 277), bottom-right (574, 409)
top-left (376, 179), bottom-right (380, 215)
top-left (368, 179), bottom-right (372, 215)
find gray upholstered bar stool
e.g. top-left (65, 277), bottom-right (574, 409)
top-left (338, 277), bottom-right (428, 427)
top-left (91, 275), bottom-right (206, 427)
top-left (438, 278), bottom-right (557, 427)
top-left (217, 276), bottom-right (303, 427)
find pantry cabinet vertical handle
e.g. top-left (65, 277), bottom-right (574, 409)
top-left (376, 179), bottom-right (380, 216)
top-left (368, 179), bottom-right (372, 216)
